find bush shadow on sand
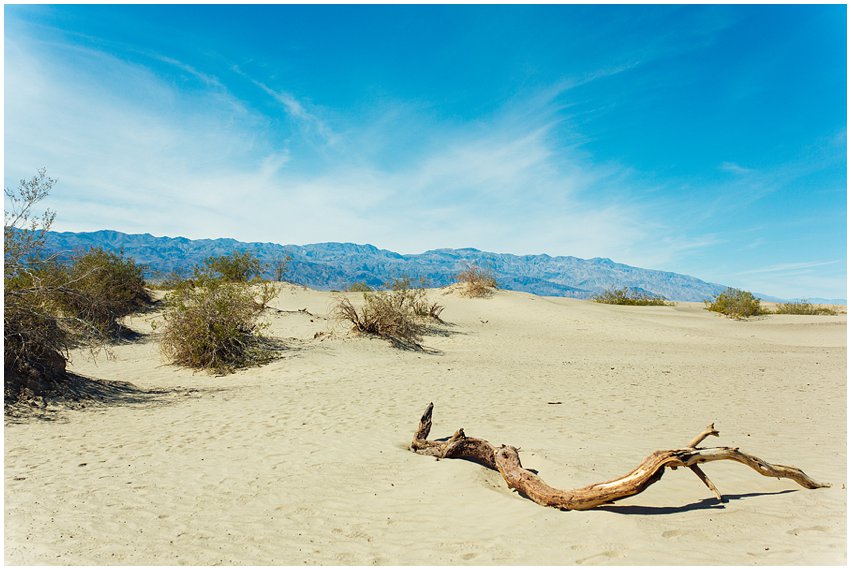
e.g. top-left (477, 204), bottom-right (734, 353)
top-left (4, 372), bottom-right (231, 422)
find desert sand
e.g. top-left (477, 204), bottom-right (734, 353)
top-left (4, 285), bottom-right (846, 565)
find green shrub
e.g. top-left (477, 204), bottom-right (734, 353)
top-left (455, 264), bottom-right (497, 298)
top-left (271, 255), bottom-right (290, 282)
top-left (59, 247), bottom-right (152, 334)
top-left (5, 275), bottom-right (71, 400)
top-left (159, 275), bottom-right (278, 373)
top-left (202, 251), bottom-right (262, 283)
top-left (705, 287), bottom-right (766, 319)
top-left (255, 280), bottom-right (283, 310)
top-left (347, 281), bottom-right (373, 292)
top-left (4, 170), bottom-right (72, 401)
top-left (773, 300), bottom-right (838, 316)
top-left (592, 287), bottom-right (670, 306)
top-left (148, 268), bottom-right (190, 290)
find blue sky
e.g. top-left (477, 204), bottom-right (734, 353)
top-left (4, 4), bottom-right (847, 299)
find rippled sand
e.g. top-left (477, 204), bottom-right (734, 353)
top-left (5, 285), bottom-right (846, 564)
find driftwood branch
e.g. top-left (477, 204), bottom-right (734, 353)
top-left (409, 403), bottom-right (829, 511)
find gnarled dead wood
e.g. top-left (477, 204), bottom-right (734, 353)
top-left (410, 403), bottom-right (829, 511)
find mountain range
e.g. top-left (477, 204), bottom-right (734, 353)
top-left (38, 229), bottom-right (842, 303)
top-left (38, 229), bottom-right (733, 301)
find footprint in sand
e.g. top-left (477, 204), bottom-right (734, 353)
top-left (576, 550), bottom-right (617, 564)
top-left (662, 529), bottom-right (687, 538)
top-left (786, 525), bottom-right (829, 536)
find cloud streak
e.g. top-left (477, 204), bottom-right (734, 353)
top-left (4, 9), bottom-right (844, 300)
top-left (734, 259), bottom-right (843, 276)
top-left (719, 161), bottom-right (754, 175)
top-left (7, 26), bottom-right (682, 265)
top-left (234, 67), bottom-right (340, 147)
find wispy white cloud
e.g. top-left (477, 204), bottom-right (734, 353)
top-left (4, 33), bottom-right (281, 238)
top-left (234, 67), bottom-right (340, 147)
top-left (734, 259), bottom-right (843, 276)
top-left (155, 55), bottom-right (226, 90)
top-left (720, 259), bottom-right (846, 300)
top-left (3, 26), bottom-right (718, 273)
top-left (7, 16), bottom-right (842, 301)
top-left (719, 161), bottom-right (754, 175)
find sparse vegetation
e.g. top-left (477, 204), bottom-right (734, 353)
top-left (334, 276), bottom-right (444, 348)
top-left (203, 250), bottom-right (262, 283)
top-left (156, 250), bottom-right (283, 373)
top-left (5, 169), bottom-right (155, 404)
top-left (271, 254), bottom-right (290, 282)
top-left (390, 277), bottom-right (445, 322)
top-left (455, 264), bottom-right (497, 298)
top-left (411, 297), bottom-right (446, 321)
top-left (5, 170), bottom-right (76, 402)
top-left (773, 300), bottom-right (838, 316)
top-left (592, 287), bottom-right (670, 306)
top-left (705, 287), bottom-right (766, 319)
top-left (159, 274), bottom-right (279, 373)
top-left (58, 247), bottom-right (152, 335)
top-left (148, 268), bottom-right (190, 290)
top-left (347, 281), bottom-right (373, 292)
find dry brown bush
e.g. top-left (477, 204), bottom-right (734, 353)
top-left (455, 264), bottom-right (497, 297)
top-left (334, 277), bottom-right (445, 348)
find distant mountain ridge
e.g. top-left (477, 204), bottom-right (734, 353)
top-left (38, 229), bottom-right (744, 302)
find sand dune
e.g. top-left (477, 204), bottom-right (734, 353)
top-left (5, 285), bottom-right (846, 564)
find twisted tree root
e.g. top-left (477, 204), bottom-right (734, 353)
top-left (410, 403), bottom-right (829, 511)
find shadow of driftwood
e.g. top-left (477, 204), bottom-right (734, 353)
top-left (596, 489), bottom-right (798, 515)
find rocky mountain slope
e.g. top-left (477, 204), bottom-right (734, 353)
top-left (42, 229), bottom-right (732, 301)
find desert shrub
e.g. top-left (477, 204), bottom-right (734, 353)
top-left (592, 287), bottom-right (669, 306)
top-left (773, 300), bottom-right (838, 316)
top-left (159, 275), bottom-right (278, 372)
top-left (203, 250), bottom-right (262, 283)
top-left (334, 291), bottom-right (422, 349)
top-left (4, 170), bottom-right (74, 401)
top-left (148, 268), bottom-right (190, 290)
top-left (455, 264), bottom-right (497, 298)
top-left (334, 277), bottom-right (444, 348)
top-left (58, 247), bottom-right (152, 334)
top-left (705, 287), bottom-right (766, 319)
top-left (5, 266), bottom-right (71, 400)
top-left (388, 277), bottom-right (445, 322)
top-left (348, 281), bottom-right (373, 292)
top-left (271, 255), bottom-right (290, 282)
top-left (255, 280), bottom-right (283, 310)
top-left (411, 297), bottom-right (445, 321)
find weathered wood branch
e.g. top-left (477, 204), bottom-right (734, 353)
top-left (409, 403), bottom-right (829, 511)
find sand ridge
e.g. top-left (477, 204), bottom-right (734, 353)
top-left (4, 285), bottom-right (846, 564)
